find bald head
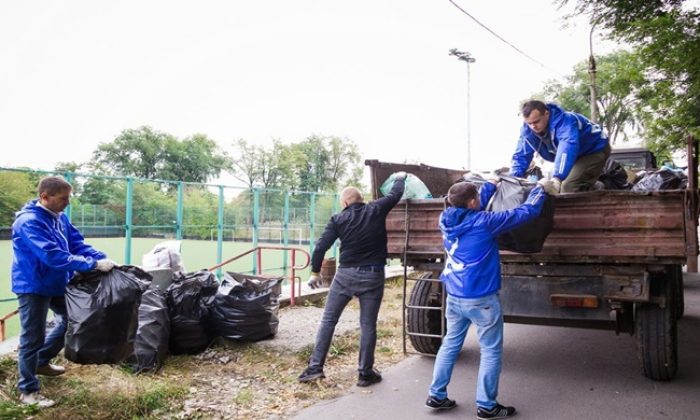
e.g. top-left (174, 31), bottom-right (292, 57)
top-left (340, 186), bottom-right (363, 208)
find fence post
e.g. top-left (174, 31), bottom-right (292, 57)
top-left (217, 185), bottom-right (224, 279)
top-left (176, 182), bottom-right (184, 240)
top-left (332, 192), bottom-right (339, 259)
top-left (252, 188), bottom-right (260, 274)
top-left (124, 177), bottom-right (133, 264)
top-left (64, 172), bottom-right (74, 221)
top-left (283, 191), bottom-right (290, 276)
top-left (309, 193), bottom-right (316, 256)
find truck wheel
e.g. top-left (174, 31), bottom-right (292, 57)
top-left (635, 278), bottom-right (678, 381)
top-left (673, 265), bottom-right (684, 319)
top-left (407, 273), bottom-right (443, 355)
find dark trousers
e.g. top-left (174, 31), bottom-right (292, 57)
top-left (308, 266), bottom-right (385, 375)
top-left (17, 294), bottom-right (67, 394)
top-left (561, 143), bottom-right (612, 192)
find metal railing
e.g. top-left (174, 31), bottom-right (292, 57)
top-left (209, 245), bottom-right (311, 306)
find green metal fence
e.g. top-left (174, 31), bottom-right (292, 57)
top-left (1, 166), bottom-right (339, 287)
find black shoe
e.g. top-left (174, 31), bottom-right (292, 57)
top-left (425, 395), bottom-right (457, 410)
top-left (298, 367), bottom-right (325, 383)
top-left (476, 403), bottom-right (516, 419)
top-left (357, 369), bottom-right (382, 387)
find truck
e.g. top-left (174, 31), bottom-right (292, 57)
top-left (365, 137), bottom-right (698, 381)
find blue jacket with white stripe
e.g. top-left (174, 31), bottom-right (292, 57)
top-left (11, 200), bottom-right (106, 296)
top-left (439, 183), bottom-right (546, 299)
top-left (510, 103), bottom-right (608, 180)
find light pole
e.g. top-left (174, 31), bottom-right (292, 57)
top-left (449, 48), bottom-right (476, 170)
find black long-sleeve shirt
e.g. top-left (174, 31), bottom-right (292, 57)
top-left (310, 178), bottom-right (406, 273)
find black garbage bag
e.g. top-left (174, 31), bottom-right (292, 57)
top-left (599, 159), bottom-right (632, 190)
top-left (212, 272), bottom-right (283, 342)
top-left (127, 289), bottom-right (170, 373)
top-left (167, 270), bottom-right (218, 355)
top-left (631, 168), bottom-right (685, 192)
top-left (65, 265), bottom-right (151, 364)
top-left (486, 175), bottom-right (555, 253)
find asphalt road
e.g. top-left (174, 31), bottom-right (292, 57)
top-left (292, 272), bottom-right (700, 420)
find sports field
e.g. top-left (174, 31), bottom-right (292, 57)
top-left (0, 238), bottom-right (316, 339)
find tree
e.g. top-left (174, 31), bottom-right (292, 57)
top-left (159, 134), bottom-right (230, 183)
top-left (0, 171), bottom-right (35, 226)
top-left (93, 126), bottom-right (230, 182)
top-left (539, 49), bottom-right (646, 144)
top-left (282, 135), bottom-right (364, 193)
top-left (94, 126), bottom-right (168, 179)
top-left (230, 139), bottom-right (263, 188)
top-left (560, 0), bottom-right (700, 154)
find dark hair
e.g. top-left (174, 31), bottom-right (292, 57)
top-left (447, 182), bottom-right (477, 208)
top-left (38, 176), bottom-right (72, 196)
top-left (521, 100), bottom-right (547, 118)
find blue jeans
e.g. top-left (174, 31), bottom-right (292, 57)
top-left (428, 292), bottom-right (503, 409)
top-left (17, 294), bottom-right (67, 394)
top-left (308, 266), bottom-right (385, 375)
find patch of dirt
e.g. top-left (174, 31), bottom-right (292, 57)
top-left (165, 281), bottom-right (408, 419)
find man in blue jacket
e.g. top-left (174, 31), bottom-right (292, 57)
top-left (12, 176), bottom-right (115, 408)
top-left (424, 180), bottom-right (548, 419)
top-left (299, 172), bottom-right (406, 387)
top-left (510, 100), bottom-right (610, 193)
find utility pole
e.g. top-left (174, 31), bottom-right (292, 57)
top-left (449, 48), bottom-right (476, 170)
top-left (588, 23), bottom-right (599, 123)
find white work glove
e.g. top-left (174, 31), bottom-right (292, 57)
top-left (394, 171), bottom-right (408, 181)
top-left (307, 273), bottom-right (323, 289)
top-left (537, 177), bottom-right (561, 195)
top-left (95, 259), bottom-right (116, 272)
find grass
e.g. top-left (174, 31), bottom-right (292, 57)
top-left (0, 356), bottom-right (188, 420)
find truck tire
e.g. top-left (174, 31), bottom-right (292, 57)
top-left (407, 273), bottom-right (443, 355)
top-left (672, 265), bottom-right (684, 319)
top-left (635, 277), bottom-right (678, 381)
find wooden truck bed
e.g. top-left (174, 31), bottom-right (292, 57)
top-left (365, 159), bottom-right (699, 266)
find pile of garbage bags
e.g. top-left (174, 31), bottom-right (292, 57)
top-left (64, 243), bottom-right (283, 372)
top-left (595, 159), bottom-right (687, 192)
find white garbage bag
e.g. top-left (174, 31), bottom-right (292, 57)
top-left (142, 240), bottom-right (186, 275)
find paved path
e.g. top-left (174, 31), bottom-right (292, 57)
top-left (292, 272), bottom-right (700, 420)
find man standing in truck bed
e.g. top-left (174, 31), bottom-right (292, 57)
top-left (510, 100), bottom-right (610, 193)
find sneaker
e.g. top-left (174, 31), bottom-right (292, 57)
top-left (425, 395), bottom-right (457, 410)
top-left (476, 403), bottom-right (516, 419)
top-left (298, 367), bottom-right (325, 383)
top-left (36, 364), bottom-right (66, 377)
top-left (19, 392), bottom-right (55, 408)
top-left (357, 369), bottom-right (382, 387)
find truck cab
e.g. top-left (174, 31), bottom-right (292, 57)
top-left (610, 147), bottom-right (657, 171)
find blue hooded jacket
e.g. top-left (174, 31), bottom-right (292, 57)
top-left (11, 199), bottom-right (106, 296)
top-left (510, 103), bottom-right (609, 180)
top-left (439, 183), bottom-right (545, 298)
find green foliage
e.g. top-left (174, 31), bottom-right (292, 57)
top-left (560, 0), bottom-right (700, 154)
top-left (231, 135), bottom-right (364, 193)
top-left (159, 133), bottom-right (230, 183)
top-left (539, 49), bottom-right (646, 144)
top-left (0, 171), bottom-right (35, 226)
top-left (93, 126), bottom-right (230, 182)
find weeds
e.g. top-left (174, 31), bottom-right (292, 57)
top-left (233, 389), bottom-right (254, 406)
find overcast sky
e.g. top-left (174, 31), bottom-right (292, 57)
top-left (0, 0), bottom-right (620, 183)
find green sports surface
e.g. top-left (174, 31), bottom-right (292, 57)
top-left (0, 238), bottom-right (316, 340)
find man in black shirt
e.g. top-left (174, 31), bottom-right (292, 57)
top-left (299, 172), bottom-right (407, 387)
